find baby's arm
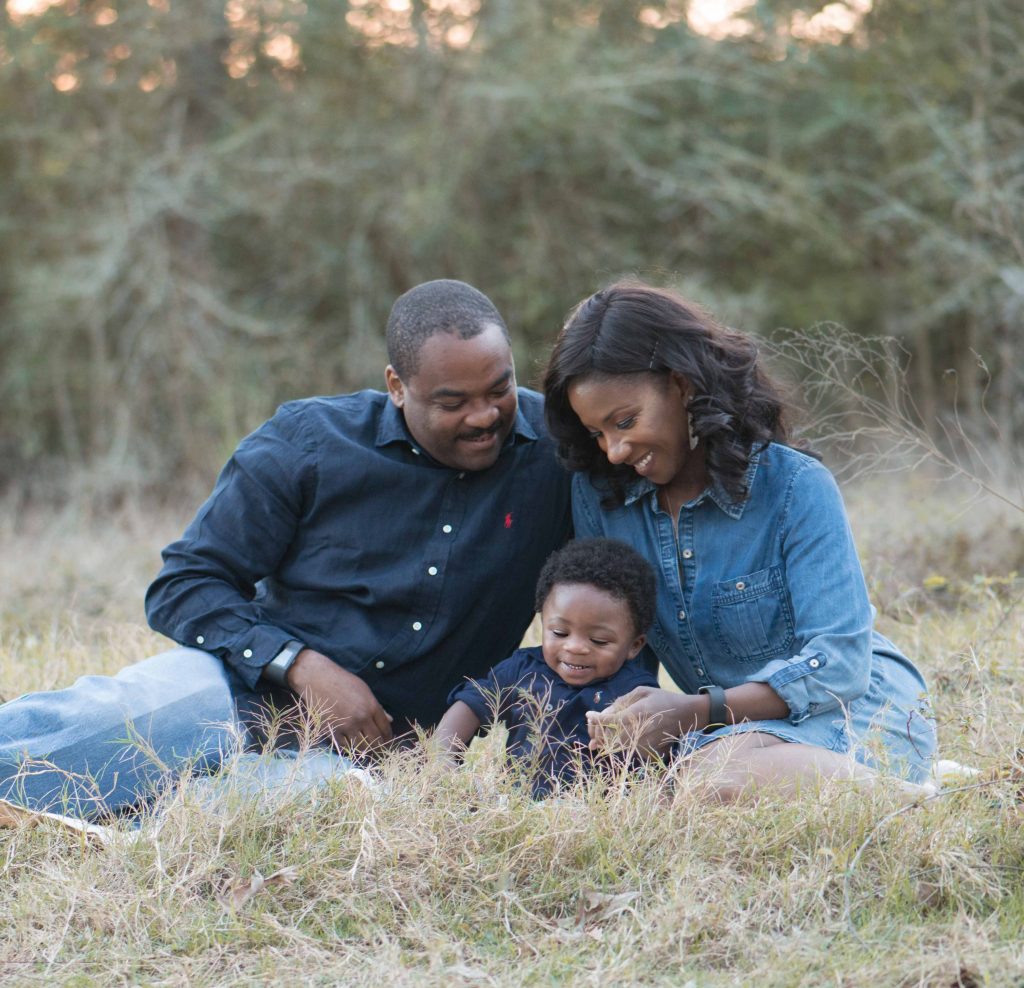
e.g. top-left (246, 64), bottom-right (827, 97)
top-left (433, 700), bottom-right (483, 766)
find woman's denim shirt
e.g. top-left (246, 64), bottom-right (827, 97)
top-left (573, 442), bottom-right (891, 725)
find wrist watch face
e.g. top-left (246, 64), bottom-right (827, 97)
top-left (265, 641), bottom-right (303, 685)
top-left (277, 641), bottom-right (301, 664)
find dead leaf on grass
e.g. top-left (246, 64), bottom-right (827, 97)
top-left (445, 962), bottom-right (493, 984)
top-left (914, 879), bottom-right (944, 910)
top-left (219, 865), bottom-right (299, 911)
top-left (572, 889), bottom-right (640, 929)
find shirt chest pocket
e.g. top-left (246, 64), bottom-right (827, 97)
top-left (711, 565), bottom-right (795, 662)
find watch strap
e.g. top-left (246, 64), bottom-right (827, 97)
top-left (261, 639), bottom-right (305, 688)
top-left (698, 684), bottom-right (728, 733)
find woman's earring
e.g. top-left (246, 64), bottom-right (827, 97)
top-left (687, 411), bottom-right (699, 450)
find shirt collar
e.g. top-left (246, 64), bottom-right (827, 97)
top-left (374, 396), bottom-right (538, 455)
top-left (623, 445), bottom-right (763, 520)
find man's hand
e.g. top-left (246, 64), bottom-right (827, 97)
top-left (286, 648), bottom-right (393, 751)
top-left (586, 686), bottom-right (705, 757)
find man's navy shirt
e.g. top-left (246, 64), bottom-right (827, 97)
top-left (145, 388), bottom-right (572, 729)
top-left (447, 646), bottom-right (659, 797)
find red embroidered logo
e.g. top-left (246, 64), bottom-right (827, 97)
top-left (504, 512), bottom-right (513, 529)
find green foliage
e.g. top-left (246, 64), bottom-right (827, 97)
top-left (1, 1), bottom-right (1021, 487)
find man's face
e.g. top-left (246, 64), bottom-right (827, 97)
top-left (385, 323), bottom-right (518, 472)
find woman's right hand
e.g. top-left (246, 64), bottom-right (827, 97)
top-left (586, 686), bottom-right (707, 757)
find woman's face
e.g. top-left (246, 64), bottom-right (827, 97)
top-left (568, 372), bottom-right (691, 487)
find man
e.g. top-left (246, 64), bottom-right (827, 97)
top-left (0, 280), bottom-right (572, 816)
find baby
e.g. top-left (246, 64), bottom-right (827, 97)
top-left (435, 537), bottom-right (659, 797)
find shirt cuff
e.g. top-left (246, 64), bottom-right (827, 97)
top-left (749, 653), bottom-right (828, 725)
top-left (191, 625), bottom-right (296, 690)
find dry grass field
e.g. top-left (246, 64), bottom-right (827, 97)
top-left (0, 472), bottom-right (1022, 987)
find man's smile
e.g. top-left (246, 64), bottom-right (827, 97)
top-left (458, 425), bottom-right (503, 446)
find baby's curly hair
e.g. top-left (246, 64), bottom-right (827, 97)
top-left (534, 538), bottom-right (656, 637)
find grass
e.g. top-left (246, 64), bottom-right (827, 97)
top-left (0, 479), bottom-right (1022, 987)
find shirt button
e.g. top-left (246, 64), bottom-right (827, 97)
top-left (243, 649), bottom-right (253, 658)
top-left (411, 447), bottom-right (421, 456)
top-left (682, 549), bottom-right (693, 559)
top-left (428, 566), bottom-right (438, 576)
top-left (696, 667), bottom-right (705, 677)
top-left (412, 621), bottom-right (423, 631)
top-left (809, 658), bottom-right (821, 669)
top-left (735, 581), bottom-right (746, 591)
top-left (196, 635), bottom-right (205, 645)
top-left (442, 524), bottom-right (453, 534)
top-left (678, 610), bottom-right (687, 621)
top-left (375, 660), bottom-right (385, 669)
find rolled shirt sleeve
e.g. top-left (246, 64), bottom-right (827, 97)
top-left (746, 459), bottom-right (874, 723)
top-left (145, 404), bottom-right (315, 687)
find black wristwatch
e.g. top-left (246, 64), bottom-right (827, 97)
top-left (261, 639), bottom-right (305, 688)
top-left (699, 684), bottom-right (729, 733)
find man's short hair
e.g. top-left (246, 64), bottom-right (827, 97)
top-left (386, 279), bottom-right (511, 379)
top-left (534, 538), bottom-right (656, 637)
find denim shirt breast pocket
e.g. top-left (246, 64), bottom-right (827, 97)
top-left (711, 565), bottom-right (795, 662)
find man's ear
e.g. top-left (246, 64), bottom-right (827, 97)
top-left (385, 365), bottom-right (405, 408)
top-left (627, 634), bottom-right (646, 660)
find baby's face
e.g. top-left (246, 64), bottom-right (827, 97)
top-left (540, 583), bottom-right (644, 687)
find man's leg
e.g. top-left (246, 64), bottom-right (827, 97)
top-left (0, 647), bottom-right (244, 818)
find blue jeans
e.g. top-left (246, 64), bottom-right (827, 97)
top-left (0, 648), bottom-right (354, 819)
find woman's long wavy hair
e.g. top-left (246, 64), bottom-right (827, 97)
top-left (543, 281), bottom-right (805, 505)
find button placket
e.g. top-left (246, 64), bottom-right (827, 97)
top-left (675, 505), bottom-right (708, 688)
top-left (404, 472), bottom-right (468, 658)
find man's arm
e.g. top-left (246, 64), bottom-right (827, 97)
top-left (145, 405), bottom-right (312, 685)
top-left (145, 403), bottom-right (394, 746)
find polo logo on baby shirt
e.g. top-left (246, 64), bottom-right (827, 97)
top-left (504, 512), bottom-right (513, 529)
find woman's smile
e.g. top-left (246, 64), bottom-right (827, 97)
top-left (630, 450), bottom-right (655, 475)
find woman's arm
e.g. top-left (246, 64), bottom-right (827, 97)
top-left (587, 683), bottom-right (789, 755)
top-left (432, 700), bottom-right (483, 765)
top-left (743, 459), bottom-right (876, 724)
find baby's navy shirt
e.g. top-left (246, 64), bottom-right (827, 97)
top-left (446, 646), bottom-right (660, 797)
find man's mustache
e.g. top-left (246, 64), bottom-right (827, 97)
top-left (458, 422), bottom-right (503, 441)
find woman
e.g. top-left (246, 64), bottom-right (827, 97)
top-left (543, 281), bottom-right (936, 799)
